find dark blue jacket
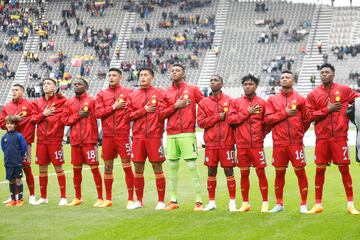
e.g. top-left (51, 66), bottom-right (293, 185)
top-left (1, 130), bottom-right (27, 167)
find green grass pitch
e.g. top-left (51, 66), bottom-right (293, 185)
top-left (0, 144), bottom-right (360, 240)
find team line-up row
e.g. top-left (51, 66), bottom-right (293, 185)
top-left (1, 63), bottom-right (359, 214)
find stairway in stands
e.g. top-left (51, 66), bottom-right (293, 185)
top-left (104, 5), bottom-right (137, 90)
top-left (2, 1), bottom-right (48, 105)
top-left (297, 5), bottom-right (333, 96)
top-left (197, 0), bottom-right (230, 89)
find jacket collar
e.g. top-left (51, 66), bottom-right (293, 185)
top-left (76, 92), bottom-right (89, 101)
top-left (172, 80), bottom-right (186, 88)
top-left (320, 82), bottom-right (335, 90)
top-left (209, 91), bottom-right (224, 101)
top-left (280, 88), bottom-right (294, 96)
top-left (12, 97), bottom-right (24, 104)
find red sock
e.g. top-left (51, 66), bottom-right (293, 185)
top-left (122, 161), bottom-right (134, 201)
top-left (91, 167), bottom-right (103, 200)
top-left (23, 166), bottom-right (35, 196)
top-left (338, 165), bottom-right (353, 201)
top-left (275, 169), bottom-right (286, 205)
top-left (315, 167), bottom-right (326, 204)
top-left (256, 168), bottom-right (268, 202)
top-left (104, 173), bottom-right (114, 201)
top-left (207, 176), bottom-right (217, 200)
top-left (294, 168), bottom-right (308, 205)
top-left (134, 172), bottom-right (144, 203)
top-left (240, 169), bottom-right (250, 202)
top-left (39, 172), bottom-right (48, 198)
top-left (155, 172), bottom-right (166, 202)
top-left (73, 167), bottom-right (82, 199)
top-left (226, 175), bottom-right (236, 199)
top-left (56, 170), bottom-right (66, 198)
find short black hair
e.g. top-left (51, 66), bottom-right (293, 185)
top-left (13, 84), bottom-right (25, 91)
top-left (320, 63), bottom-right (335, 73)
top-left (241, 74), bottom-right (259, 86)
top-left (211, 74), bottom-right (223, 83)
top-left (281, 70), bottom-right (293, 75)
top-left (138, 67), bottom-right (154, 77)
top-left (108, 67), bottom-right (122, 75)
top-left (43, 78), bottom-right (57, 85)
top-left (172, 63), bottom-right (185, 72)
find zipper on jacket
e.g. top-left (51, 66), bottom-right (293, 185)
top-left (113, 88), bottom-right (116, 135)
top-left (45, 98), bottom-right (49, 139)
top-left (177, 87), bottom-right (183, 132)
top-left (78, 97), bottom-right (83, 145)
top-left (285, 95), bottom-right (292, 144)
top-left (249, 98), bottom-right (253, 148)
top-left (216, 96), bottom-right (221, 144)
top-left (327, 90), bottom-right (335, 137)
top-left (145, 89), bottom-right (148, 137)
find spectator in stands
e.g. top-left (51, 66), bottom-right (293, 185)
top-left (317, 40), bottom-right (322, 54)
top-left (310, 74), bottom-right (316, 89)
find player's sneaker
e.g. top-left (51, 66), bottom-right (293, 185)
top-left (155, 201), bottom-right (166, 210)
top-left (347, 205), bottom-right (360, 215)
top-left (261, 202), bottom-right (269, 213)
top-left (5, 200), bottom-right (17, 207)
top-left (33, 197), bottom-right (48, 205)
top-left (93, 199), bottom-right (104, 207)
top-left (16, 200), bottom-right (24, 206)
top-left (126, 200), bottom-right (134, 209)
top-left (300, 205), bottom-right (308, 214)
top-left (58, 198), bottom-right (68, 206)
top-left (127, 200), bottom-right (143, 210)
top-left (307, 204), bottom-right (323, 214)
top-left (203, 201), bottom-right (216, 211)
top-left (3, 197), bottom-right (12, 204)
top-left (99, 200), bottom-right (113, 208)
top-left (238, 202), bottom-right (251, 212)
top-left (229, 200), bottom-right (237, 212)
top-left (29, 195), bottom-right (36, 205)
top-left (270, 204), bottom-right (284, 213)
top-left (164, 201), bottom-right (179, 211)
top-left (66, 198), bottom-right (83, 207)
top-left (193, 202), bottom-right (203, 211)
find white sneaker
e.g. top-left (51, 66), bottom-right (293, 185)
top-left (270, 204), bottom-right (284, 213)
top-left (300, 205), bottom-right (308, 214)
top-left (2, 197), bottom-right (12, 204)
top-left (202, 200), bottom-right (216, 211)
top-left (127, 200), bottom-right (143, 210)
top-left (228, 200), bottom-right (237, 212)
top-left (34, 197), bottom-right (48, 205)
top-left (58, 198), bottom-right (68, 206)
top-left (155, 201), bottom-right (166, 210)
top-left (29, 195), bottom-right (36, 205)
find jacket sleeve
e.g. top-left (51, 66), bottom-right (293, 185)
top-left (300, 98), bottom-right (311, 132)
top-left (264, 97), bottom-right (288, 127)
top-left (157, 92), bottom-right (170, 121)
top-left (305, 93), bottom-right (329, 123)
top-left (62, 101), bottom-right (81, 126)
top-left (1, 136), bottom-right (5, 152)
top-left (125, 96), bottom-right (147, 122)
top-left (0, 107), bottom-right (6, 130)
top-left (95, 92), bottom-right (115, 119)
top-left (347, 103), bottom-right (355, 124)
top-left (261, 102), bottom-right (272, 136)
top-left (227, 99), bottom-right (250, 125)
top-left (344, 86), bottom-right (360, 104)
top-left (30, 100), bottom-right (46, 124)
top-left (197, 101), bottom-right (221, 129)
top-left (193, 86), bottom-right (205, 104)
top-left (18, 133), bottom-right (27, 157)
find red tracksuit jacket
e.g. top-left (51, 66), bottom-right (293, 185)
top-left (62, 92), bottom-right (98, 146)
top-left (197, 91), bottom-right (234, 149)
top-left (31, 93), bottom-right (67, 144)
top-left (306, 82), bottom-right (359, 140)
top-left (227, 95), bottom-right (267, 148)
top-left (95, 84), bottom-right (132, 138)
top-left (164, 80), bottom-right (204, 135)
top-left (126, 86), bottom-right (167, 139)
top-left (264, 89), bottom-right (309, 146)
top-left (0, 98), bottom-right (35, 144)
